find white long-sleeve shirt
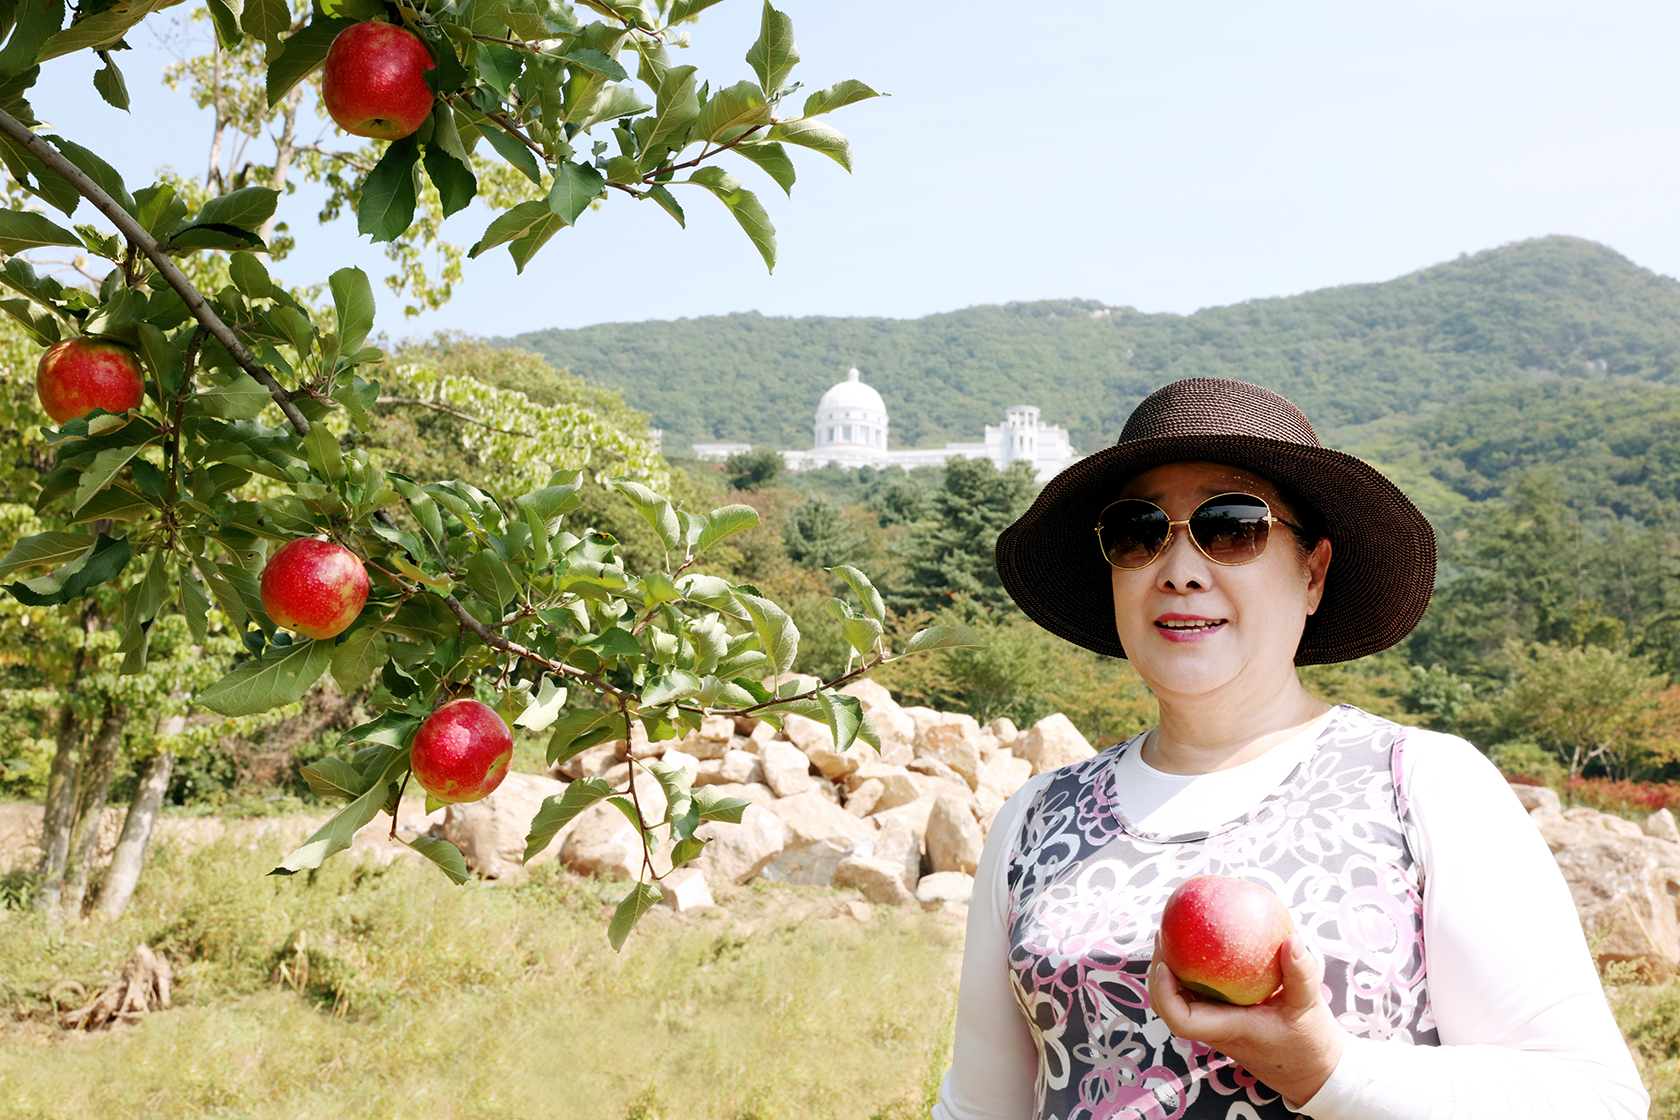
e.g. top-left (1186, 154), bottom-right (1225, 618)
top-left (935, 722), bottom-right (1649, 1120)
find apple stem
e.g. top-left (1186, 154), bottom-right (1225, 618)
top-left (0, 107), bottom-right (314, 437)
top-left (388, 770), bottom-right (412, 840)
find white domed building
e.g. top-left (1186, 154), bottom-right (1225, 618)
top-left (810, 368), bottom-right (891, 467)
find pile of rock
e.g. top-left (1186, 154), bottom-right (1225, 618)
top-left (1512, 783), bottom-right (1680, 972)
top-left (438, 677), bottom-right (1098, 913)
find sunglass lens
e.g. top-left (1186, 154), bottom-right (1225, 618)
top-left (1099, 501), bottom-right (1170, 568)
top-left (1190, 496), bottom-right (1272, 562)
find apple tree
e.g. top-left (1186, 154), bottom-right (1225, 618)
top-left (0, 0), bottom-right (975, 945)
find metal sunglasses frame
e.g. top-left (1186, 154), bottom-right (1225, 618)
top-left (1093, 491), bottom-right (1303, 571)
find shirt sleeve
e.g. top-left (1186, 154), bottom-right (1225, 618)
top-left (932, 774), bottom-right (1047, 1120)
top-left (1298, 729), bottom-right (1650, 1120)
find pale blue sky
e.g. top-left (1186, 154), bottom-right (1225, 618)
top-left (28, 0), bottom-right (1680, 337)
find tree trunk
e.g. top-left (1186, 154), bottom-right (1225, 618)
top-left (258, 88), bottom-right (301, 247)
top-left (33, 700), bottom-right (81, 912)
top-left (96, 747), bottom-right (175, 919)
top-left (59, 703), bottom-right (126, 917)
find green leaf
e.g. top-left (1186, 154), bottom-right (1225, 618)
top-left (547, 160), bottom-right (604, 225)
top-left (72, 444), bottom-right (145, 514)
top-left (271, 753), bottom-right (406, 875)
top-left (669, 834), bottom-right (706, 869)
top-left (323, 265), bottom-right (375, 357)
top-left (47, 135), bottom-right (134, 213)
top-left (693, 785), bottom-right (748, 824)
top-left (744, 1), bottom-right (797, 95)
top-left (688, 166), bottom-right (775, 272)
top-left (645, 183), bottom-right (684, 226)
top-left (581, 626), bottom-right (642, 659)
top-left (406, 835), bottom-right (470, 884)
top-left (839, 614), bottom-right (883, 656)
top-left (730, 141), bottom-right (794, 195)
top-left (478, 122), bottom-right (543, 186)
top-left (185, 185), bottom-right (280, 233)
top-left (573, 83), bottom-right (651, 131)
top-left (668, 0), bottom-right (725, 21)
top-left (330, 624), bottom-right (384, 693)
top-left (300, 756), bottom-right (366, 801)
top-left (239, 0), bottom-right (288, 44)
top-left (229, 251), bottom-right (275, 298)
top-left (197, 637), bottom-right (334, 717)
top-left (608, 880), bottom-right (662, 951)
top-left (696, 504), bottom-right (759, 553)
top-left (646, 757), bottom-right (695, 837)
top-left (766, 117), bottom-right (850, 171)
top-left (265, 19), bottom-right (353, 107)
top-left (340, 710), bottom-right (421, 748)
top-left (818, 690), bottom-right (863, 754)
top-left (463, 549), bottom-right (520, 608)
top-left (696, 80), bottom-right (770, 142)
top-left (0, 208), bottom-right (80, 253)
top-left (0, 529), bottom-right (90, 580)
top-left (357, 136), bottom-right (420, 243)
top-left (517, 480), bottom-right (582, 522)
top-left (901, 624), bottom-right (985, 656)
top-left (523, 776), bottom-right (613, 861)
top-left (562, 46), bottom-right (627, 82)
top-left (0, 296), bottom-right (57, 345)
top-left (302, 423), bottom-right (345, 483)
top-left (92, 50), bottom-right (128, 111)
top-left (205, 0), bottom-right (242, 49)
top-left (611, 477), bottom-right (681, 551)
top-left (826, 564), bottom-right (886, 625)
top-left (734, 590), bottom-right (797, 676)
top-left (642, 669), bottom-right (702, 706)
top-left (467, 200), bottom-right (563, 273)
top-left (546, 708), bottom-right (614, 765)
top-left (422, 143), bottom-right (477, 218)
top-left (801, 79), bottom-right (881, 117)
top-left (645, 63), bottom-right (699, 155)
top-left (513, 676), bottom-right (567, 731)
top-left (0, 0), bottom-right (63, 78)
top-left (195, 369), bottom-right (271, 420)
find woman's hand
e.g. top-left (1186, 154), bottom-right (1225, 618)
top-left (1147, 934), bottom-right (1345, 1107)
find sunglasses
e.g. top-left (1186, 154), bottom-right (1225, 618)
top-left (1094, 493), bottom-right (1302, 570)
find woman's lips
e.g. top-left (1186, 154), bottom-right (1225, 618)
top-left (1154, 614), bottom-right (1226, 641)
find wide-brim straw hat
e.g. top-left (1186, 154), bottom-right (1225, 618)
top-left (994, 377), bottom-right (1437, 665)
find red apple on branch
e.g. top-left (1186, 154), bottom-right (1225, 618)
top-left (410, 699), bottom-right (514, 804)
top-left (1157, 874), bottom-right (1295, 1006)
top-left (36, 336), bottom-right (146, 424)
top-left (320, 21), bottom-right (436, 140)
top-left (259, 538), bottom-right (369, 641)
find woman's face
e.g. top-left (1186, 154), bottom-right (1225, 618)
top-left (1109, 461), bottom-right (1331, 703)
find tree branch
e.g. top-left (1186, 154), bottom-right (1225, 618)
top-left (0, 107), bottom-right (313, 436)
top-left (374, 396), bottom-right (534, 437)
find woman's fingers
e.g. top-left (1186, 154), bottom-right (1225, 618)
top-left (1272, 933), bottom-right (1324, 1013)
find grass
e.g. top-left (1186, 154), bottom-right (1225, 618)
top-left (1612, 980), bottom-right (1680, 1118)
top-left (0, 828), bottom-right (959, 1119)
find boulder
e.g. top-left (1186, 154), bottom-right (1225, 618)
top-left (1509, 782), bottom-right (1561, 814)
top-left (980, 754), bottom-right (1034, 803)
top-left (976, 731), bottom-right (1001, 763)
top-left (917, 715), bottom-right (983, 789)
top-left (840, 679), bottom-right (917, 766)
top-left (870, 789), bottom-right (941, 845)
top-left (988, 717), bottom-right (1019, 746)
top-left (1554, 837), bottom-right (1680, 968)
top-left (562, 770), bottom-right (670, 882)
top-left (681, 714), bottom-right (737, 760)
top-left (761, 792), bottom-right (878, 885)
top-left (901, 706), bottom-right (945, 742)
top-left (916, 871), bottom-right (974, 912)
top-left (846, 778), bottom-right (885, 818)
top-left (873, 817), bottom-right (922, 890)
top-left (692, 757), bottom-right (726, 786)
top-left (1016, 714), bottom-right (1097, 776)
top-left (443, 771), bottom-right (569, 879)
top-left (661, 748), bottom-right (700, 781)
top-left (761, 740), bottom-right (817, 797)
top-left (694, 803), bottom-right (788, 885)
top-left (555, 741), bottom-right (621, 782)
top-left (733, 715), bottom-right (763, 736)
top-left (659, 867), bottom-right (715, 912)
top-left (748, 721), bottom-right (778, 747)
top-left (1646, 808), bottom-right (1680, 845)
top-left (717, 749), bottom-right (764, 786)
top-left (784, 712), bottom-right (877, 778)
top-left (909, 755), bottom-right (972, 792)
top-left (834, 857), bottom-right (917, 906)
top-left (926, 791), bottom-right (984, 875)
top-left (705, 781), bottom-right (777, 807)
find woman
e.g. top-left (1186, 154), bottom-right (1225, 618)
top-left (935, 378), bottom-right (1648, 1120)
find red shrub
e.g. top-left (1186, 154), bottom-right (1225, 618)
top-left (1566, 776), bottom-right (1680, 817)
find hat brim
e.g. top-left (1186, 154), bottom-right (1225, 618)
top-left (994, 434), bottom-right (1438, 665)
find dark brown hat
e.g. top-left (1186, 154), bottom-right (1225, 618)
top-left (994, 377), bottom-right (1437, 665)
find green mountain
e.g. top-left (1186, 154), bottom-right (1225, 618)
top-left (501, 236), bottom-right (1680, 468)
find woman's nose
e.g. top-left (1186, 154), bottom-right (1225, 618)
top-left (1155, 525), bottom-right (1209, 590)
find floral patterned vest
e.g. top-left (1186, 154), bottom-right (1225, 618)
top-left (1004, 705), bottom-right (1438, 1120)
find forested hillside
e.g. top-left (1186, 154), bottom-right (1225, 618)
top-left (502, 236), bottom-right (1680, 459)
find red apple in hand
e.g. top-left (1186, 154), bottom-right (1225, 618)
top-left (410, 699), bottom-right (513, 804)
top-left (1158, 874), bottom-right (1295, 1006)
top-left (260, 538), bottom-right (369, 640)
top-left (36, 337), bottom-right (146, 424)
top-left (320, 21), bottom-right (436, 140)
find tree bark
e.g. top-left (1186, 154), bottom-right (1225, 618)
top-left (59, 703), bottom-right (126, 917)
top-left (259, 87), bottom-right (301, 247)
top-left (96, 747), bottom-right (175, 920)
top-left (33, 700), bottom-right (80, 912)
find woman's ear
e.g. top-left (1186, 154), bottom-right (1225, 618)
top-left (1303, 538), bottom-right (1332, 616)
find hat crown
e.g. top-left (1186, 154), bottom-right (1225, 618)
top-left (1119, 377), bottom-right (1322, 448)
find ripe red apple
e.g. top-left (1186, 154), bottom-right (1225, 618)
top-left (1158, 874), bottom-right (1295, 1006)
top-left (410, 699), bottom-right (513, 804)
top-left (36, 337), bottom-right (146, 424)
top-left (320, 21), bottom-right (436, 140)
top-left (259, 538), bottom-right (369, 641)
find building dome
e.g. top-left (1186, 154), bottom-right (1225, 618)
top-left (813, 367), bottom-right (890, 461)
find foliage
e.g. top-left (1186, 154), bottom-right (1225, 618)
top-left (889, 457), bottom-right (1037, 615)
top-left (722, 446), bottom-right (782, 490)
top-left (1564, 776), bottom-right (1680, 817)
top-left (781, 491), bottom-right (863, 570)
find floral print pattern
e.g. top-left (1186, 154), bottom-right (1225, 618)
top-left (1005, 706), bottom-right (1437, 1120)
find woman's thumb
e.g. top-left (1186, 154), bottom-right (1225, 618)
top-left (1278, 933), bottom-right (1324, 1009)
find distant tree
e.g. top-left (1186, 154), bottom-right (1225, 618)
top-left (725, 449), bottom-right (785, 491)
top-left (1495, 639), bottom-right (1672, 783)
top-left (783, 494), bottom-right (864, 570)
top-left (890, 459), bottom-right (1039, 614)
top-left (869, 478), bottom-right (933, 526)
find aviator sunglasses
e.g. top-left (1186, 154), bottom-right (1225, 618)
top-left (1094, 493), bottom-right (1302, 570)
